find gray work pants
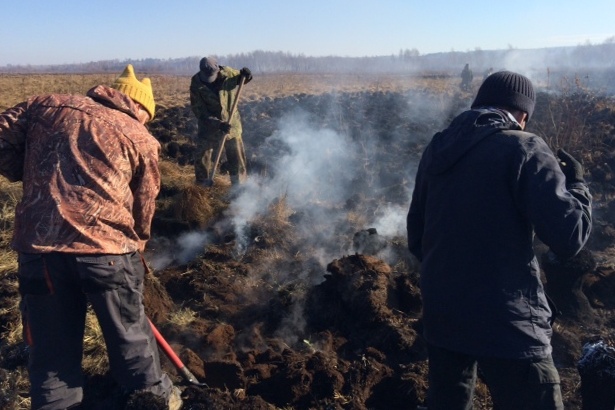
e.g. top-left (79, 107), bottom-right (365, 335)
top-left (17, 252), bottom-right (172, 410)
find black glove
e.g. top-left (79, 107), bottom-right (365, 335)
top-left (557, 149), bottom-right (585, 184)
top-left (240, 67), bottom-right (253, 83)
top-left (219, 121), bottom-right (231, 133)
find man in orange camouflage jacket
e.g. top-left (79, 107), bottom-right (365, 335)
top-left (0, 65), bottom-right (181, 410)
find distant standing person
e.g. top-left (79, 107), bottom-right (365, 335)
top-left (190, 57), bottom-right (253, 186)
top-left (0, 65), bottom-right (181, 410)
top-left (483, 66), bottom-right (493, 80)
top-left (407, 71), bottom-right (592, 409)
top-left (460, 63), bottom-right (473, 91)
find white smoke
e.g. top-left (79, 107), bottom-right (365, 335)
top-left (148, 87), bottom-right (452, 346)
top-left (371, 203), bottom-right (408, 238)
top-left (175, 231), bottom-right (211, 264)
top-left (269, 109), bottom-right (359, 205)
top-left (227, 109), bottom-right (361, 260)
top-left (149, 87), bottom-right (449, 277)
top-left (147, 230), bottom-right (211, 271)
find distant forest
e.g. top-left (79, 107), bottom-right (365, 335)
top-left (1, 41), bottom-right (614, 81)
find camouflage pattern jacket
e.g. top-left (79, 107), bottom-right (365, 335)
top-left (0, 85), bottom-right (160, 254)
top-left (189, 66), bottom-right (243, 141)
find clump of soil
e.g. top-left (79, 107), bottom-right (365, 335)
top-left (2, 81), bottom-right (615, 410)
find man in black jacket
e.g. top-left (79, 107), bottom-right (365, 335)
top-left (407, 71), bottom-right (592, 409)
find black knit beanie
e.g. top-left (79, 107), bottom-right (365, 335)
top-left (471, 70), bottom-right (536, 121)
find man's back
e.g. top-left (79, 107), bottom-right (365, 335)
top-left (408, 70), bottom-right (588, 409)
top-left (9, 87), bottom-right (160, 254)
top-left (407, 108), bottom-right (592, 358)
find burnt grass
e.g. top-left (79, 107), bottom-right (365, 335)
top-left (2, 83), bottom-right (615, 409)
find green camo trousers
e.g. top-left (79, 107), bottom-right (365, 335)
top-left (194, 135), bottom-right (247, 184)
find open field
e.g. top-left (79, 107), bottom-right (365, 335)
top-left (1, 72), bottom-right (615, 409)
top-left (0, 72), bottom-right (460, 110)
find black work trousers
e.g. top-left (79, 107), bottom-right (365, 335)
top-left (17, 252), bottom-right (172, 410)
top-left (426, 343), bottom-right (564, 410)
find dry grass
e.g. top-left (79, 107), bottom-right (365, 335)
top-left (82, 308), bottom-right (109, 375)
top-left (0, 74), bottom-right (113, 111)
top-left (167, 307), bottom-right (198, 328)
top-left (0, 367), bottom-right (30, 410)
top-left (240, 72), bottom-right (458, 101)
top-left (246, 195), bottom-right (294, 250)
top-left (157, 156), bottom-right (234, 229)
top-left (263, 195), bottom-right (293, 227)
top-left (0, 248), bottom-right (18, 277)
top-left (0, 73), bottom-right (190, 111)
top-left (0, 290), bottom-right (21, 345)
top-left (158, 160), bottom-right (195, 192)
top-left (532, 75), bottom-right (615, 158)
top-left (1, 71), bottom-right (613, 410)
top-left (0, 179), bottom-right (22, 256)
top-left (172, 185), bottom-right (217, 229)
top-left (0, 72), bottom-right (459, 112)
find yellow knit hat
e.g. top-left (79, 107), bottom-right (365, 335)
top-left (111, 64), bottom-right (155, 120)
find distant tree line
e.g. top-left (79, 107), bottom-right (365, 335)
top-left (1, 40), bottom-right (614, 78)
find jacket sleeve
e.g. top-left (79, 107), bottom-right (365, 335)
top-left (0, 102), bottom-right (28, 182)
top-left (520, 136), bottom-right (592, 259)
top-left (407, 159), bottom-right (426, 262)
top-left (190, 86), bottom-right (221, 127)
top-left (130, 142), bottom-right (161, 252)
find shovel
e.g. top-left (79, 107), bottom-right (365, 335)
top-left (138, 252), bottom-right (207, 386)
top-left (204, 75), bottom-right (246, 187)
top-left (148, 317), bottom-right (208, 387)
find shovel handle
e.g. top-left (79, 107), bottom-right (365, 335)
top-left (207, 75), bottom-right (246, 184)
top-left (148, 318), bottom-right (184, 369)
top-left (148, 318), bottom-right (207, 386)
top-left (228, 75), bottom-right (246, 122)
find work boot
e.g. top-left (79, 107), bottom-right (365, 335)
top-left (197, 179), bottom-right (213, 188)
top-left (230, 175), bottom-right (241, 185)
top-left (168, 386), bottom-right (183, 410)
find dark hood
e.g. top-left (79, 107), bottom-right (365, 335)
top-left (424, 108), bottom-right (522, 175)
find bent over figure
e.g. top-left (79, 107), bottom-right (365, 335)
top-left (407, 71), bottom-right (592, 410)
top-left (0, 65), bottom-right (181, 410)
top-left (190, 56), bottom-right (252, 186)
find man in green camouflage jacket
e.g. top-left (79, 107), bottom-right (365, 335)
top-left (190, 57), bottom-right (252, 186)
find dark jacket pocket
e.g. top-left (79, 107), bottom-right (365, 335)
top-left (18, 253), bottom-right (52, 295)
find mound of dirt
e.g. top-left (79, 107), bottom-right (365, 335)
top-left (139, 87), bottom-right (615, 409)
top-left (146, 254), bottom-right (428, 410)
top-left (2, 82), bottom-right (615, 410)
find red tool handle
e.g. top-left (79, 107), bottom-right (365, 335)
top-left (148, 318), bottom-right (207, 386)
top-left (148, 318), bottom-right (184, 369)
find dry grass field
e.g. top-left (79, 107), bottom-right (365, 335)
top-left (0, 72), bottom-right (458, 109)
top-left (1, 71), bottom-right (615, 409)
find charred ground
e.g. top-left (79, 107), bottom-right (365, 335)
top-left (1, 73), bottom-right (615, 409)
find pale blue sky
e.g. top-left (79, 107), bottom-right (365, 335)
top-left (1, 0), bottom-right (613, 65)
